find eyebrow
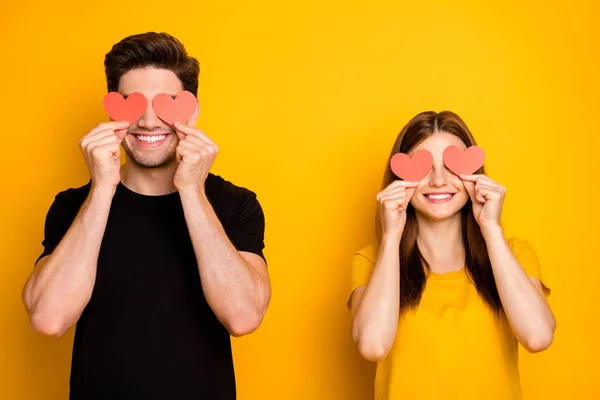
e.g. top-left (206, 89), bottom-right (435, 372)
top-left (121, 93), bottom-right (178, 99)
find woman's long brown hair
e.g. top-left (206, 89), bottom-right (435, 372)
top-left (376, 111), bottom-right (502, 314)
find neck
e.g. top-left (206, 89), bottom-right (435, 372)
top-left (120, 158), bottom-right (179, 196)
top-left (415, 212), bottom-right (465, 273)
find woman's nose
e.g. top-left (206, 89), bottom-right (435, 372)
top-left (428, 164), bottom-right (450, 187)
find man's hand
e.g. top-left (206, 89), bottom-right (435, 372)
top-left (79, 121), bottom-right (130, 190)
top-left (173, 121), bottom-right (219, 193)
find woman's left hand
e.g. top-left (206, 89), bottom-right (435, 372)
top-left (459, 174), bottom-right (506, 232)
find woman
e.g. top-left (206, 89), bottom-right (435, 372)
top-left (348, 111), bottom-right (555, 400)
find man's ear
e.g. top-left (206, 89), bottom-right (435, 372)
top-left (186, 101), bottom-right (200, 127)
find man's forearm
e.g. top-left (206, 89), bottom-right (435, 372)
top-left (23, 185), bottom-right (115, 337)
top-left (179, 188), bottom-right (269, 336)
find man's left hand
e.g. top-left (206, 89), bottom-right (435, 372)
top-left (173, 121), bottom-right (219, 193)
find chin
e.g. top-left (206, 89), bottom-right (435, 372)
top-left (412, 202), bottom-right (466, 222)
top-left (417, 209), bottom-right (461, 222)
top-left (133, 154), bottom-right (176, 168)
top-left (123, 146), bottom-right (177, 168)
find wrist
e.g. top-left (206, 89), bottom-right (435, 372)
top-left (178, 185), bottom-right (206, 198)
top-left (179, 186), bottom-right (211, 208)
top-left (481, 224), bottom-right (503, 240)
top-left (90, 183), bottom-right (116, 198)
top-left (382, 229), bottom-right (403, 243)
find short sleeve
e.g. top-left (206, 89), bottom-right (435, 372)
top-left (225, 191), bottom-right (266, 262)
top-left (508, 237), bottom-right (551, 297)
top-left (347, 244), bottom-right (379, 309)
top-left (35, 185), bottom-right (90, 266)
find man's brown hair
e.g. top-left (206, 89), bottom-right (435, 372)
top-left (104, 32), bottom-right (200, 96)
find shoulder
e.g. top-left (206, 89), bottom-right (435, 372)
top-left (206, 173), bottom-right (258, 200)
top-left (506, 236), bottom-right (537, 255)
top-left (506, 236), bottom-right (542, 272)
top-left (205, 173), bottom-right (263, 223)
top-left (49, 180), bottom-right (92, 211)
top-left (353, 243), bottom-right (379, 264)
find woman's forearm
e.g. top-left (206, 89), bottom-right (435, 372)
top-left (352, 233), bottom-right (402, 361)
top-left (484, 227), bottom-right (556, 352)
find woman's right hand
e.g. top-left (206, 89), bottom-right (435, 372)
top-left (377, 180), bottom-right (419, 237)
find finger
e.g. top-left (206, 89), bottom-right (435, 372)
top-left (177, 137), bottom-right (203, 152)
top-left (379, 192), bottom-right (407, 204)
top-left (87, 121), bottom-right (130, 138)
top-left (90, 142), bottom-right (121, 160)
top-left (180, 132), bottom-right (215, 149)
top-left (475, 183), bottom-right (502, 195)
top-left (384, 180), bottom-right (419, 191)
top-left (472, 175), bottom-right (500, 188)
top-left (463, 180), bottom-right (477, 202)
top-left (114, 129), bottom-right (127, 143)
top-left (81, 129), bottom-right (117, 146)
top-left (475, 188), bottom-right (489, 204)
top-left (477, 186), bottom-right (503, 201)
top-left (87, 135), bottom-right (120, 151)
top-left (458, 174), bottom-right (486, 183)
top-left (460, 174), bottom-right (503, 193)
top-left (405, 186), bottom-right (417, 202)
top-left (380, 197), bottom-right (407, 211)
top-left (173, 121), bottom-right (215, 144)
top-left (176, 143), bottom-right (203, 163)
top-left (177, 139), bottom-right (215, 160)
top-left (378, 187), bottom-right (408, 200)
top-left (475, 178), bottom-right (506, 194)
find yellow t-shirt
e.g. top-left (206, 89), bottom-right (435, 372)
top-left (348, 237), bottom-right (550, 400)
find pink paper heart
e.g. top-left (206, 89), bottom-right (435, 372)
top-left (390, 150), bottom-right (433, 181)
top-left (443, 145), bottom-right (485, 175)
top-left (152, 91), bottom-right (198, 125)
top-left (103, 92), bottom-right (147, 124)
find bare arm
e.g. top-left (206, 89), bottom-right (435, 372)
top-left (351, 233), bottom-right (402, 361)
top-left (484, 227), bottom-right (556, 352)
top-left (179, 188), bottom-right (270, 337)
top-left (22, 120), bottom-right (128, 337)
top-left (461, 173), bottom-right (555, 353)
top-left (350, 180), bottom-right (418, 361)
top-left (172, 120), bottom-right (270, 337)
top-left (22, 185), bottom-right (115, 337)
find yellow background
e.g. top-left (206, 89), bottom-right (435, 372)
top-left (1, 0), bottom-right (598, 399)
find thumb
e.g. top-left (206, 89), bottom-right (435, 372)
top-left (115, 128), bottom-right (127, 143)
top-left (406, 186), bottom-right (417, 203)
top-left (463, 180), bottom-right (476, 202)
top-left (174, 123), bottom-right (186, 141)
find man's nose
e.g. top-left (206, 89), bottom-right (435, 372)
top-left (136, 101), bottom-right (163, 129)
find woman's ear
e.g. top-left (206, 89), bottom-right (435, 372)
top-left (186, 101), bottom-right (200, 127)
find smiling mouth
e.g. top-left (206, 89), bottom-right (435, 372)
top-left (132, 134), bottom-right (169, 144)
top-left (424, 193), bottom-right (456, 201)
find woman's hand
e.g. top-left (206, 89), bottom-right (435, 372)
top-left (377, 180), bottom-right (419, 238)
top-left (460, 174), bottom-right (506, 234)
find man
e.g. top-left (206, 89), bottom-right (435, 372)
top-left (22, 32), bottom-right (270, 399)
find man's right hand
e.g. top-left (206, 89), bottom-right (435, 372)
top-left (79, 121), bottom-right (130, 189)
top-left (377, 180), bottom-right (419, 238)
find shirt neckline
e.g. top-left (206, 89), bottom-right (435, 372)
top-left (428, 267), bottom-right (466, 280)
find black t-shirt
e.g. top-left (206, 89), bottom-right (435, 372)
top-left (36, 173), bottom-right (266, 400)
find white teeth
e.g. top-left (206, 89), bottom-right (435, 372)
top-left (136, 135), bottom-right (166, 143)
top-left (427, 194), bottom-right (453, 200)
